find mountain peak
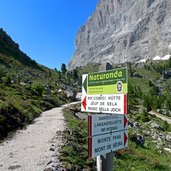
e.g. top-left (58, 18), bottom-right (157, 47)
top-left (68, 0), bottom-right (171, 69)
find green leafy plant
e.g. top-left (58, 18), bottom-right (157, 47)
top-left (31, 82), bottom-right (44, 96)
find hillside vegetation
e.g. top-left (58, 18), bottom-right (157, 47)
top-left (0, 28), bottom-right (79, 139)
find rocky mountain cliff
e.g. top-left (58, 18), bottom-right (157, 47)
top-left (68, 0), bottom-right (171, 69)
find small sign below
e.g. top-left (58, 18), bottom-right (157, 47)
top-left (88, 114), bottom-right (128, 136)
top-left (89, 130), bottom-right (128, 159)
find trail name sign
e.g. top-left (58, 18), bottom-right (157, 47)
top-left (81, 68), bottom-right (128, 114)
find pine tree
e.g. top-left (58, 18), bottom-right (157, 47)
top-left (73, 69), bottom-right (78, 80)
top-left (61, 63), bottom-right (67, 75)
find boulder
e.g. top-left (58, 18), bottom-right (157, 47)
top-left (158, 133), bottom-right (165, 140)
top-left (130, 134), bottom-right (145, 146)
top-left (44, 161), bottom-right (65, 171)
top-left (164, 148), bottom-right (171, 153)
top-left (152, 132), bottom-right (159, 140)
top-left (128, 121), bottom-right (133, 127)
top-left (166, 133), bottom-right (171, 142)
top-left (142, 130), bottom-right (150, 136)
top-left (65, 89), bottom-right (77, 101)
top-left (75, 112), bottom-right (87, 120)
top-left (133, 122), bottom-right (140, 127)
top-left (57, 89), bottom-right (62, 93)
top-left (76, 92), bottom-right (82, 101)
top-left (150, 122), bottom-right (160, 129)
top-left (132, 73), bottom-right (142, 78)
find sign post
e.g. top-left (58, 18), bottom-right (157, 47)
top-left (82, 64), bottom-right (128, 171)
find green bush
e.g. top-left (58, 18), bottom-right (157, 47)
top-left (162, 120), bottom-right (169, 131)
top-left (31, 82), bottom-right (44, 96)
top-left (141, 108), bottom-right (150, 123)
top-left (0, 65), bottom-right (6, 81)
top-left (1, 75), bottom-right (11, 86)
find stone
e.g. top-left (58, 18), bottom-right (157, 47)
top-left (166, 134), bottom-right (171, 142)
top-left (128, 121), bottom-right (133, 127)
top-left (164, 148), bottom-right (171, 153)
top-left (159, 133), bottom-right (165, 140)
top-left (157, 109), bottom-right (161, 113)
top-left (50, 147), bottom-right (55, 151)
top-left (132, 73), bottom-right (142, 78)
top-left (130, 134), bottom-right (145, 146)
top-left (57, 89), bottom-right (62, 93)
top-left (8, 165), bottom-right (21, 170)
top-left (65, 89), bottom-right (77, 101)
top-left (133, 122), bottom-right (140, 127)
top-left (150, 122), bottom-right (160, 129)
top-left (152, 133), bottom-right (159, 140)
top-left (156, 145), bottom-right (162, 149)
top-left (142, 130), bottom-right (150, 136)
top-left (76, 93), bottom-right (82, 101)
top-left (68, 0), bottom-right (171, 69)
top-left (75, 112), bottom-right (87, 120)
top-left (44, 168), bottom-right (53, 171)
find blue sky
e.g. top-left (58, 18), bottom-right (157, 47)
top-left (0, 0), bottom-right (98, 70)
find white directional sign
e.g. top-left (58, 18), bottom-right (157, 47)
top-left (89, 130), bottom-right (128, 158)
top-left (81, 68), bottom-right (128, 115)
top-left (88, 114), bottom-right (128, 136)
top-left (82, 94), bottom-right (127, 114)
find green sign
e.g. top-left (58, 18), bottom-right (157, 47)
top-left (83, 68), bottom-right (128, 95)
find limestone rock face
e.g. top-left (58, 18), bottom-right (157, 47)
top-left (68, 0), bottom-right (171, 69)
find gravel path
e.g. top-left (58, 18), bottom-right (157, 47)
top-left (149, 111), bottom-right (171, 124)
top-left (0, 104), bottom-right (69, 171)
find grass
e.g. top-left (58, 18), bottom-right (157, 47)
top-left (114, 139), bottom-right (171, 171)
top-left (129, 77), bottom-right (151, 93)
top-left (137, 67), bottom-right (160, 81)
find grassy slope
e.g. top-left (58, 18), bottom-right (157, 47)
top-left (0, 29), bottom-right (75, 139)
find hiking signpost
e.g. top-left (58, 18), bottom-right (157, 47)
top-left (81, 68), bottom-right (127, 114)
top-left (81, 67), bottom-right (128, 171)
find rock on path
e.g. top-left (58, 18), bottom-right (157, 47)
top-left (0, 105), bottom-right (67, 171)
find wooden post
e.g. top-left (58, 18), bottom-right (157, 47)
top-left (97, 63), bottom-right (114, 171)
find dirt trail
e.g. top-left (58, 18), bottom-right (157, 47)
top-left (149, 111), bottom-right (171, 124)
top-left (0, 103), bottom-right (74, 171)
